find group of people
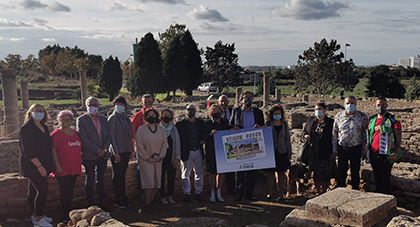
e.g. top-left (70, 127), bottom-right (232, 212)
top-left (19, 92), bottom-right (402, 227)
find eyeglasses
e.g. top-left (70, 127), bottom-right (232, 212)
top-left (186, 108), bottom-right (196, 111)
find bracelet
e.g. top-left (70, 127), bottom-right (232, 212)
top-left (36, 165), bottom-right (43, 168)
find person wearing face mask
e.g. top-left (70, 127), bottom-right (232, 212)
top-left (302, 101), bottom-right (335, 195)
top-left (76, 96), bottom-right (113, 211)
top-left (230, 91), bottom-right (264, 201)
top-left (108, 96), bottom-right (134, 208)
top-left (175, 104), bottom-right (205, 203)
top-left (158, 108), bottom-right (181, 204)
top-left (364, 97), bottom-right (402, 194)
top-left (135, 107), bottom-right (167, 212)
top-left (202, 104), bottom-right (230, 203)
top-left (20, 104), bottom-right (53, 227)
top-left (51, 110), bottom-right (82, 225)
top-left (265, 104), bottom-right (291, 200)
top-left (332, 96), bottom-right (368, 190)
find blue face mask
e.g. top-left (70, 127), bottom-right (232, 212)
top-left (345, 104), bottom-right (355, 113)
top-left (273, 114), bottom-right (282, 121)
top-left (315, 110), bottom-right (323, 117)
top-left (115, 105), bottom-right (125, 114)
top-left (32, 112), bottom-right (44, 121)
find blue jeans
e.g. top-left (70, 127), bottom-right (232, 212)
top-left (83, 158), bottom-right (108, 203)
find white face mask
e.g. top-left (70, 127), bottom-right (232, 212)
top-left (88, 106), bottom-right (98, 115)
top-left (115, 105), bottom-right (125, 114)
top-left (32, 112), bottom-right (44, 121)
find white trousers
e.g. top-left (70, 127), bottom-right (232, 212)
top-left (181, 150), bottom-right (203, 195)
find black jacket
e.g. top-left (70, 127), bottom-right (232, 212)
top-left (302, 116), bottom-right (334, 160)
top-left (229, 106), bottom-right (265, 129)
top-left (175, 118), bottom-right (204, 161)
top-left (202, 118), bottom-right (230, 155)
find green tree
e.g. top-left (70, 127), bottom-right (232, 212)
top-left (3, 54), bottom-right (22, 72)
top-left (162, 37), bottom-right (187, 101)
top-left (204, 40), bottom-right (242, 93)
top-left (180, 30), bottom-right (203, 96)
top-left (159, 24), bottom-right (187, 58)
top-left (87, 54), bottom-right (103, 79)
top-left (127, 32), bottom-right (163, 97)
top-left (273, 67), bottom-right (295, 80)
top-left (98, 56), bottom-right (122, 101)
top-left (41, 51), bottom-right (58, 75)
top-left (295, 38), bottom-right (358, 95)
top-left (366, 65), bottom-right (405, 98)
top-left (405, 76), bottom-right (420, 100)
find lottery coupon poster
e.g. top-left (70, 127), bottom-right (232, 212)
top-left (213, 127), bottom-right (275, 173)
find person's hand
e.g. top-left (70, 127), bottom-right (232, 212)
top-left (330, 152), bottom-right (338, 161)
top-left (172, 158), bottom-right (180, 169)
top-left (388, 152), bottom-right (398, 161)
top-left (114, 153), bottom-right (121, 163)
top-left (147, 157), bottom-right (155, 163)
top-left (233, 126), bottom-right (240, 131)
top-left (154, 156), bottom-right (163, 162)
top-left (211, 129), bottom-right (218, 136)
top-left (304, 134), bottom-right (311, 143)
top-left (97, 149), bottom-right (105, 158)
top-left (262, 125), bottom-right (267, 129)
top-left (38, 166), bottom-right (47, 177)
top-left (130, 151), bottom-right (136, 161)
top-left (361, 151), bottom-right (367, 160)
top-left (253, 124), bottom-right (261, 129)
top-left (55, 165), bottom-right (63, 174)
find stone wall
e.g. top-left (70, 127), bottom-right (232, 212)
top-left (0, 162), bottom-right (139, 216)
top-left (0, 140), bottom-right (20, 174)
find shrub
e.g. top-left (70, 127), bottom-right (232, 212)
top-left (73, 88), bottom-right (81, 100)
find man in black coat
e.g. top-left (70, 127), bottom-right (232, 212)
top-left (175, 104), bottom-right (205, 203)
top-left (230, 91), bottom-right (264, 201)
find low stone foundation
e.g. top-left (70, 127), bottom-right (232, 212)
top-left (0, 161), bottom-right (139, 216)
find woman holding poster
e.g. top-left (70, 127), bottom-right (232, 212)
top-left (203, 104), bottom-right (230, 203)
top-left (265, 104), bottom-right (292, 201)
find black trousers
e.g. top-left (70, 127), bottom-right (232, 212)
top-left (337, 145), bottom-right (362, 190)
top-left (237, 170), bottom-right (256, 197)
top-left (56, 175), bottom-right (78, 221)
top-left (159, 156), bottom-right (177, 197)
top-left (111, 152), bottom-right (131, 199)
top-left (225, 172), bottom-right (236, 193)
top-left (28, 175), bottom-right (48, 216)
top-left (370, 152), bottom-right (393, 194)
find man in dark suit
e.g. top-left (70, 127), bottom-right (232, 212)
top-left (176, 104), bottom-right (205, 203)
top-left (230, 91), bottom-right (265, 201)
top-left (76, 96), bottom-right (113, 211)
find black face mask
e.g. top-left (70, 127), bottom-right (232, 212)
top-left (162, 116), bottom-right (171, 123)
top-left (376, 106), bottom-right (386, 115)
top-left (146, 117), bottom-right (156, 124)
top-left (213, 113), bottom-right (221, 119)
top-left (244, 99), bottom-right (252, 107)
top-left (187, 110), bottom-right (196, 118)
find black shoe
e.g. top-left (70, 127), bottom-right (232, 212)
top-left (114, 199), bottom-right (127, 209)
top-left (195, 194), bottom-right (203, 202)
top-left (122, 196), bottom-right (132, 207)
top-left (246, 195), bottom-right (257, 201)
top-left (235, 194), bottom-right (243, 201)
top-left (227, 189), bottom-right (236, 195)
top-left (184, 195), bottom-right (191, 203)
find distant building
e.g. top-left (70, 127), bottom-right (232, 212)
top-left (399, 56), bottom-right (420, 68)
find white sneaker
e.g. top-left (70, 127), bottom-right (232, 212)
top-left (31, 216), bottom-right (52, 224)
top-left (210, 189), bottom-right (216, 203)
top-left (161, 197), bottom-right (168, 204)
top-left (167, 196), bottom-right (176, 204)
top-left (33, 217), bottom-right (53, 227)
top-left (217, 188), bottom-right (224, 202)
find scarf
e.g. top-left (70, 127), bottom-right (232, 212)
top-left (160, 122), bottom-right (173, 148)
top-left (114, 110), bottom-right (133, 140)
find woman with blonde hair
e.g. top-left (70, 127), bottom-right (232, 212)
top-left (19, 104), bottom-right (53, 227)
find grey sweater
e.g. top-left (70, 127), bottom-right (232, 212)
top-left (108, 113), bottom-right (134, 155)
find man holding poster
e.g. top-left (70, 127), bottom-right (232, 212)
top-left (230, 91), bottom-right (265, 201)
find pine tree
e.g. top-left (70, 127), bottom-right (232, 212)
top-left (98, 55), bottom-right (122, 101)
top-left (181, 30), bottom-right (203, 96)
top-left (162, 37), bottom-right (187, 101)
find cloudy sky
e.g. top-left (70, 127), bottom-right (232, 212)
top-left (1, 0), bottom-right (419, 67)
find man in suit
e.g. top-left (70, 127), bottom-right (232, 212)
top-left (176, 104), bottom-right (205, 203)
top-left (230, 91), bottom-right (265, 201)
top-left (76, 96), bottom-right (113, 211)
top-left (218, 94), bottom-right (236, 194)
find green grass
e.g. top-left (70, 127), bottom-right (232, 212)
top-left (0, 98), bottom-right (114, 108)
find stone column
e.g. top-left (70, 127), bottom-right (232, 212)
top-left (79, 70), bottom-right (88, 106)
top-left (303, 95), bottom-right (309, 102)
top-left (20, 80), bottom-right (29, 109)
top-left (1, 69), bottom-right (19, 139)
top-left (275, 88), bottom-right (282, 102)
top-left (236, 87), bottom-right (242, 106)
top-left (263, 72), bottom-right (271, 107)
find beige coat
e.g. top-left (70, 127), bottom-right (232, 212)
top-left (135, 123), bottom-right (167, 189)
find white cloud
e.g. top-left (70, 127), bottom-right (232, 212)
top-left (137, 0), bottom-right (186, 5)
top-left (100, 0), bottom-right (145, 11)
top-left (0, 18), bottom-right (33, 27)
top-left (273, 0), bottom-right (349, 20)
top-left (41, 38), bottom-right (56, 42)
top-left (187, 5), bottom-right (228, 22)
top-left (10, 37), bottom-right (26, 41)
top-left (83, 33), bottom-right (126, 39)
top-left (33, 17), bottom-right (48, 25)
top-left (17, 0), bottom-right (70, 12)
top-left (156, 14), bottom-right (179, 23)
top-left (50, 1), bottom-right (71, 12)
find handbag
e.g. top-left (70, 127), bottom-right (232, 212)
top-left (297, 140), bottom-right (309, 165)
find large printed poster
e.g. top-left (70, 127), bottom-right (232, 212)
top-left (214, 127), bottom-right (275, 173)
